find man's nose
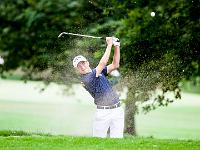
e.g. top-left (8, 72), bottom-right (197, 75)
top-left (79, 64), bottom-right (85, 70)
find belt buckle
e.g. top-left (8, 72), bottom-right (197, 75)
top-left (97, 102), bottom-right (120, 109)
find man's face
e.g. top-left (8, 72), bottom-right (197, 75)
top-left (76, 61), bottom-right (90, 74)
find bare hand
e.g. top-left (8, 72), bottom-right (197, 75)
top-left (106, 37), bottom-right (113, 46)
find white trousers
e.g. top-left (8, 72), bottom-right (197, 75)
top-left (93, 106), bottom-right (124, 138)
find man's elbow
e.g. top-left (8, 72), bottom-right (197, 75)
top-left (99, 62), bottom-right (107, 68)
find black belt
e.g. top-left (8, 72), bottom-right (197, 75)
top-left (97, 102), bottom-right (121, 109)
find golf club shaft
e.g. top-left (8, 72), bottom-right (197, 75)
top-left (58, 32), bottom-right (103, 39)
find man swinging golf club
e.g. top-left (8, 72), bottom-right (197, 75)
top-left (73, 37), bottom-right (124, 138)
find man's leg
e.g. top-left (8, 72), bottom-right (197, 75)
top-left (93, 109), bottom-right (111, 138)
top-left (110, 106), bottom-right (124, 138)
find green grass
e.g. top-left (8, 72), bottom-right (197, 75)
top-left (0, 132), bottom-right (200, 150)
top-left (0, 100), bottom-right (94, 136)
top-left (1, 79), bottom-right (200, 140)
top-left (181, 81), bottom-right (200, 94)
top-left (136, 105), bottom-right (200, 139)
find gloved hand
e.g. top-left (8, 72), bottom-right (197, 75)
top-left (112, 37), bottom-right (120, 47)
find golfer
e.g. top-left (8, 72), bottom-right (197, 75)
top-left (73, 37), bottom-right (124, 138)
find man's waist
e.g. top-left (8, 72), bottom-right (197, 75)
top-left (97, 102), bottom-right (121, 109)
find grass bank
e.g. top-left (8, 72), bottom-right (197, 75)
top-left (0, 131), bottom-right (200, 150)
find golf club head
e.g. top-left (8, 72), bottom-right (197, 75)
top-left (58, 32), bottom-right (67, 38)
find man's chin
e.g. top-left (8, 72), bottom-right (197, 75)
top-left (80, 71), bottom-right (86, 75)
top-left (81, 71), bottom-right (90, 75)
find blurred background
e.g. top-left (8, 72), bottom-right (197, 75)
top-left (0, 0), bottom-right (200, 139)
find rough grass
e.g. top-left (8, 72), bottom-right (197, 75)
top-left (0, 131), bottom-right (200, 150)
top-left (0, 130), bottom-right (51, 137)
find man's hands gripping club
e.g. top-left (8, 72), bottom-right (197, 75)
top-left (112, 37), bottom-right (120, 47)
top-left (95, 37), bottom-right (120, 77)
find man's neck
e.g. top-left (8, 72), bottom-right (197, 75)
top-left (81, 68), bottom-right (92, 75)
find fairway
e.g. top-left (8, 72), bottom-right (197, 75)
top-left (0, 79), bottom-right (200, 139)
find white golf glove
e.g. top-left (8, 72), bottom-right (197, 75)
top-left (112, 37), bottom-right (120, 47)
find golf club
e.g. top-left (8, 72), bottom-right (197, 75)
top-left (58, 32), bottom-right (120, 42)
top-left (58, 32), bottom-right (103, 39)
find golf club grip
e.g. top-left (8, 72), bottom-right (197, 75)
top-left (100, 36), bottom-right (106, 40)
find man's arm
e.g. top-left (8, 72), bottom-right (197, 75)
top-left (95, 37), bottom-right (113, 77)
top-left (107, 45), bottom-right (120, 74)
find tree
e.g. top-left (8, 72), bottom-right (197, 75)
top-left (0, 0), bottom-right (106, 82)
top-left (104, 0), bottom-right (200, 135)
top-left (0, 0), bottom-right (199, 136)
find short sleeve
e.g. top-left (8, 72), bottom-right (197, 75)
top-left (93, 67), bottom-right (108, 77)
top-left (101, 67), bottom-right (108, 76)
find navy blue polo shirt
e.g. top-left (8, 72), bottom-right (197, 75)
top-left (80, 67), bottom-right (119, 106)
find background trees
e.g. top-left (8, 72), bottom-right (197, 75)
top-left (0, 0), bottom-right (199, 135)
